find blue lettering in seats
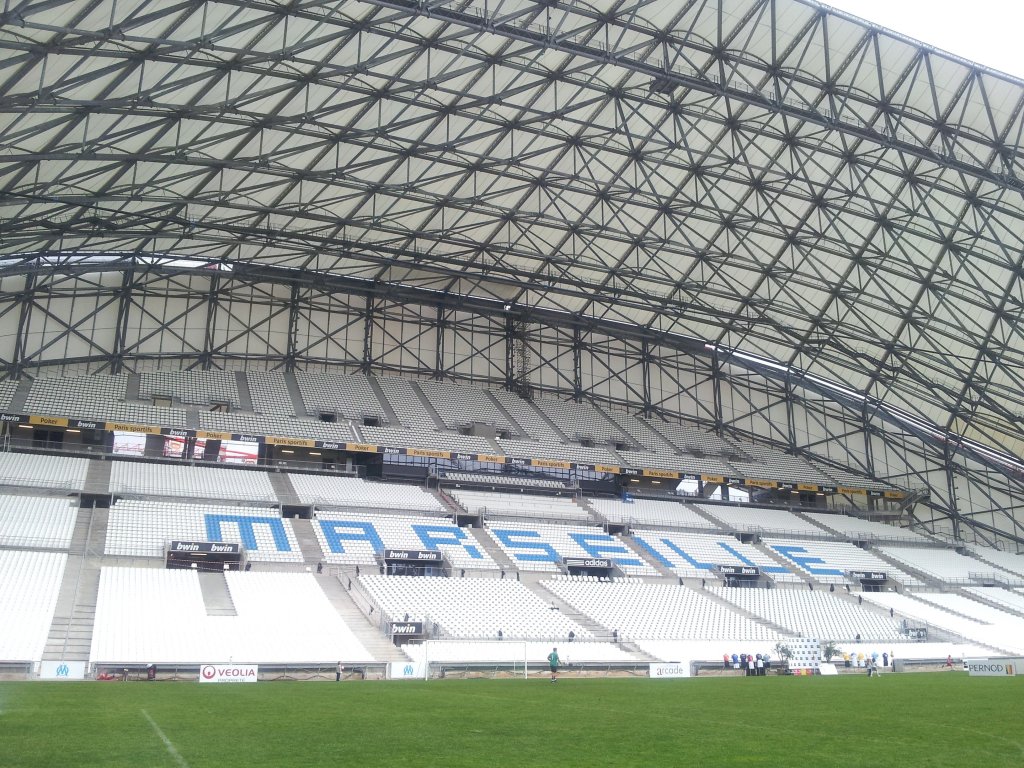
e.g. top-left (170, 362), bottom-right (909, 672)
top-left (631, 535), bottom-right (674, 567)
top-left (490, 529), bottom-right (559, 562)
top-left (715, 543), bottom-right (788, 573)
top-left (656, 538), bottom-right (715, 570)
top-left (569, 532), bottom-right (641, 566)
top-left (204, 514), bottom-right (291, 551)
top-left (412, 524), bottom-right (482, 559)
top-left (771, 545), bottom-right (843, 576)
top-left (318, 520), bottom-right (384, 554)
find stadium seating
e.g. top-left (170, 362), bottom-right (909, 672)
top-left (105, 499), bottom-right (302, 562)
top-left (614, 449), bottom-right (734, 477)
top-left (139, 370), bottom-right (241, 408)
top-left (708, 586), bottom-right (903, 641)
top-left (90, 567), bottom-right (373, 663)
top-left (0, 495), bottom-right (78, 549)
top-left (0, 379), bottom-right (17, 411)
top-left (877, 546), bottom-right (1023, 585)
top-left (809, 460), bottom-right (895, 492)
top-left (489, 389), bottom-right (564, 442)
top-left (246, 371), bottom-right (297, 416)
top-left (534, 397), bottom-right (629, 444)
top-left (295, 371), bottom-right (388, 421)
top-left (544, 580), bottom-right (776, 640)
top-left (108, 461), bottom-right (277, 502)
top-left (631, 530), bottom-right (798, 582)
top-left (762, 538), bottom-right (922, 587)
top-left (910, 592), bottom-right (1024, 626)
top-left (288, 474), bottom-right (444, 512)
top-left (495, 438), bottom-right (619, 465)
top-left (199, 411), bottom-right (356, 443)
top-left (313, 511), bottom-right (497, 570)
top-left (802, 511), bottom-right (935, 543)
top-left (590, 498), bottom-right (720, 529)
top-left (963, 586), bottom-right (1024, 615)
top-left (0, 550), bottom-right (67, 662)
top-left (486, 522), bottom-right (658, 575)
top-left (10, 370), bottom-right (907, 502)
top-left (643, 419), bottom-right (737, 456)
top-left (967, 546), bottom-right (1024, 578)
top-left (450, 490), bottom-right (589, 522)
top-left (417, 380), bottom-right (517, 433)
top-left (360, 425), bottom-right (494, 453)
top-left (603, 410), bottom-right (678, 453)
top-left (360, 575), bottom-right (588, 639)
top-left (0, 452), bottom-right (90, 491)
top-left (727, 444), bottom-right (831, 484)
top-left (73, 401), bottom-right (192, 428)
top-left (442, 471), bottom-right (568, 490)
top-left (861, 592), bottom-right (1024, 654)
top-left (377, 377), bottom-right (438, 429)
top-left (25, 374), bottom-right (128, 413)
top-left (697, 504), bottom-right (827, 536)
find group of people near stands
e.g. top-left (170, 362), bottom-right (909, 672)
top-left (723, 652), bottom-right (771, 676)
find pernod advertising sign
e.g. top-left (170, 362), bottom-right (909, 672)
top-left (964, 658), bottom-right (1020, 677)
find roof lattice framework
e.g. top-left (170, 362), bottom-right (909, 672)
top-left (2, 0), bottom-right (1024, 460)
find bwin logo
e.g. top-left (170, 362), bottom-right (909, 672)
top-left (56, 664), bottom-right (69, 678)
top-left (403, 665), bottom-right (414, 676)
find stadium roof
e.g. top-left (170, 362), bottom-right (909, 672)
top-left (2, 0), bottom-right (1024, 463)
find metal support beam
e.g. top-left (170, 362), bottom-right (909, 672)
top-left (285, 280), bottom-right (300, 373)
top-left (572, 325), bottom-right (583, 402)
top-left (109, 267), bottom-right (135, 376)
top-left (434, 303), bottom-right (445, 380)
top-left (361, 293), bottom-right (375, 374)
top-left (641, 339), bottom-right (652, 417)
top-left (10, 272), bottom-right (35, 379)
top-left (200, 273), bottom-right (220, 371)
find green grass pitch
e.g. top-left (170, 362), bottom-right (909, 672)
top-left (1, 673), bottom-right (1021, 767)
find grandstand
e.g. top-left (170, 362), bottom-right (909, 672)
top-left (2, 0), bottom-right (1024, 688)
top-left (313, 511), bottom-right (496, 571)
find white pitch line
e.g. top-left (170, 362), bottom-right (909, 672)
top-left (142, 709), bottom-right (191, 768)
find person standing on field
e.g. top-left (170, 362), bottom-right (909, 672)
top-left (336, 661), bottom-right (344, 682)
top-left (547, 647), bottom-right (560, 683)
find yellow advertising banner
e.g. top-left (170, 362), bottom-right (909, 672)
top-left (643, 469), bottom-right (680, 479)
top-left (746, 478), bottom-right (778, 489)
top-left (105, 421), bottom-right (163, 435)
top-left (530, 458), bottom-right (572, 469)
top-left (884, 490), bottom-right (906, 500)
top-left (797, 483), bottom-right (820, 492)
top-left (29, 415), bottom-right (69, 428)
top-left (406, 448), bottom-right (452, 459)
top-left (702, 475), bottom-right (725, 484)
top-left (196, 430), bottom-right (232, 441)
top-left (593, 464), bottom-right (621, 474)
top-left (345, 443), bottom-right (379, 453)
top-left (476, 453), bottom-right (507, 464)
top-left (265, 436), bottom-right (316, 448)
top-left (838, 486), bottom-right (868, 496)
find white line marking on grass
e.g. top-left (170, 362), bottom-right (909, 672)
top-left (142, 709), bottom-right (191, 768)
